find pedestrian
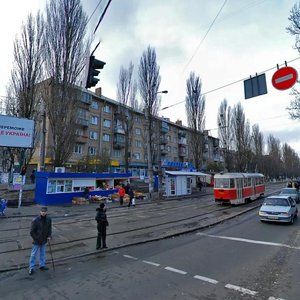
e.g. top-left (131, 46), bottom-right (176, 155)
top-left (128, 188), bottom-right (134, 208)
top-left (83, 187), bottom-right (90, 200)
top-left (118, 185), bottom-right (126, 206)
top-left (28, 206), bottom-right (52, 275)
top-left (30, 169), bottom-right (36, 184)
top-left (95, 203), bottom-right (109, 249)
top-left (125, 181), bottom-right (130, 194)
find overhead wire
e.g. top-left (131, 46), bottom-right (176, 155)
top-left (161, 56), bottom-right (300, 111)
top-left (182, 0), bottom-right (228, 74)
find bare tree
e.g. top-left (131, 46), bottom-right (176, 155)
top-left (4, 12), bottom-right (44, 174)
top-left (138, 46), bottom-right (161, 195)
top-left (217, 99), bottom-right (234, 171)
top-left (231, 102), bottom-right (252, 171)
top-left (116, 62), bottom-right (138, 172)
top-left (265, 134), bottom-right (283, 179)
top-left (42, 0), bottom-right (88, 167)
top-left (185, 72), bottom-right (206, 170)
top-left (286, 4), bottom-right (300, 119)
top-left (251, 124), bottom-right (264, 172)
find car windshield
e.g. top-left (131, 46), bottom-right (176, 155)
top-left (280, 189), bottom-right (296, 195)
top-left (263, 198), bottom-right (289, 206)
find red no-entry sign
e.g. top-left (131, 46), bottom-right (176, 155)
top-left (272, 66), bottom-right (298, 90)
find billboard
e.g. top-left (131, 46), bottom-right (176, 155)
top-left (0, 115), bottom-right (34, 148)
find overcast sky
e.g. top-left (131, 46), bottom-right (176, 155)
top-left (1, 0), bottom-right (300, 154)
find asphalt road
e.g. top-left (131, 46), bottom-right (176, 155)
top-left (1, 202), bottom-right (299, 300)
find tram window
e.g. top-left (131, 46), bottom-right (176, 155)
top-left (215, 178), bottom-right (235, 188)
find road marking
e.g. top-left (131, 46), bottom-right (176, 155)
top-left (122, 252), bottom-right (285, 300)
top-left (123, 254), bottom-right (138, 260)
top-left (142, 260), bottom-right (160, 267)
top-left (225, 284), bottom-right (257, 296)
top-left (165, 266), bottom-right (187, 275)
top-left (193, 275), bottom-right (218, 284)
top-left (197, 233), bottom-right (300, 250)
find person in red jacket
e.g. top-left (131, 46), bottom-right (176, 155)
top-left (118, 185), bottom-right (126, 206)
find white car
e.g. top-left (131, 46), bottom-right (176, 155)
top-left (259, 195), bottom-right (298, 224)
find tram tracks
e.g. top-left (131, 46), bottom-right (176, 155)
top-left (0, 184), bottom-right (283, 273)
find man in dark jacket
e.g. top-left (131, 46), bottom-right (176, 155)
top-left (28, 207), bottom-right (52, 275)
top-left (95, 203), bottom-right (109, 249)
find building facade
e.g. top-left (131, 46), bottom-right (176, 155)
top-left (30, 87), bottom-right (223, 175)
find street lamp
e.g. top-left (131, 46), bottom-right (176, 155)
top-left (145, 89), bottom-right (168, 199)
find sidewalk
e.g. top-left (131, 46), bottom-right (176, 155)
top-left (0, 187), bottom-right (220, 272)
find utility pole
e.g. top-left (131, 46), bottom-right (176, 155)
top-left (40, 111), bottom-right (46, 171)
top-left (145, 106), bottom-right (153, 198)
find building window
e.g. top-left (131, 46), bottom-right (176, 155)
top-left (88, 147), bottom-right (97, 155)
top-left (73, 144), bottom-right (83, 154)
top-left (91, 100), bottom-right (99, 110)
top-left (173, 147), bottom-right (177, 153)
top-left (167, 146), bottom-right (171, 152)
top-left (90, 116), bottom-right (98, 125)
top-left (135, 127), bottom-right (141, 135)
top-left (103, 105), bottom-right (111, 113)
top-left (103, 133), bottom-right (110, 142)
top-left (47, 179), bottom-right (72, 194)
top-left (103, 119), bottom-right (111, 128)
top-left (112, 149), bottom-right (121, 157)
top-left (89, 131), bottom-right (98, 140)
top-left (133, 152), bottom-right (141, 160)
top-left (76, 128), bottom-right (84, 136)
top-left (135, 139), bottom-right (142, 148)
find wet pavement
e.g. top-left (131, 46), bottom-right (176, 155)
top-left (0, 186), bottom-right (281, 273)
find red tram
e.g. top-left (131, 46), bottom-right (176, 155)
top-left (213, 172), bottom-right (265, 205)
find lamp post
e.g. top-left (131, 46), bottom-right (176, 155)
top-left (156, 91), bottom-right (168, 200)
top-left (145, 90), bottom-right (168, 199)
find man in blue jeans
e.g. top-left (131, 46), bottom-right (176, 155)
top-left (28, 206), bottom-right (52, 275)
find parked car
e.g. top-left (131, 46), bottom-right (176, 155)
top-left (259, 195), bottom-right (298, 224)
top-left (279, 187), bottom-right (300, 203)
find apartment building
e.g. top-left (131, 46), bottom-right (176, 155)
top-left (30, 86), bottom-right (222, 175)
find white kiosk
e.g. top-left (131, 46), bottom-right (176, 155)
top-left (164, 171), bottom-right (209, 197)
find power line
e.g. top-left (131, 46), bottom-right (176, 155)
top-left (94, 0), bottom-right (112, 34)
top-left (87, 0), bottom-right (104, 25)
top-left (161, 56), bottom-right (300, 111)
top-left (182, 0), bottom-right (228, 73)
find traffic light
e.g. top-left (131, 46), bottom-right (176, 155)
top-left (20, 165), bottom-right (27, 176)
top-left (85, 55), bottom-right (106, 89)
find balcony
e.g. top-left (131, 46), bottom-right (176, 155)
top-left (75, 135), bottom-right (88, 144)
top-left (80, 92), bottom-right (92, 105)
top-left (178, 137), bottom-right (187, 145)
top-left (114, 126), bottom-right (125, 135)
top-left (160, 121), bottom-right (169, 133)
top-left (76, 118), bottom-right (89, 127)
top-left (178, 130), bottom-right (186, 138)
top-left (113, 134), bottom-right (125, 149)
top-left (160, 136), bottom-right (168, 144)
top-left (160, 146), bottom-right (168, 155)
top-left (178, 147), bottom-right (187, 157)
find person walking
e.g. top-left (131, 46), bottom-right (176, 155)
top-left (118, 185), bottom-right (126, 206)
top-left (127, 188), bottom-right (134, 208)
top-left (95, 203), bottom-right (109, 249)
top-left (30, 169), bottom-right (36, 184)
top-left (28, 207), bottom-right (52, 275)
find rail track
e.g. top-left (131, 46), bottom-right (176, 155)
top-left (0, 183), bottom-right (284, 273)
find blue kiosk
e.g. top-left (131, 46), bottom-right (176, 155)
top-left (35, 172), bottom-right (132, 205)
